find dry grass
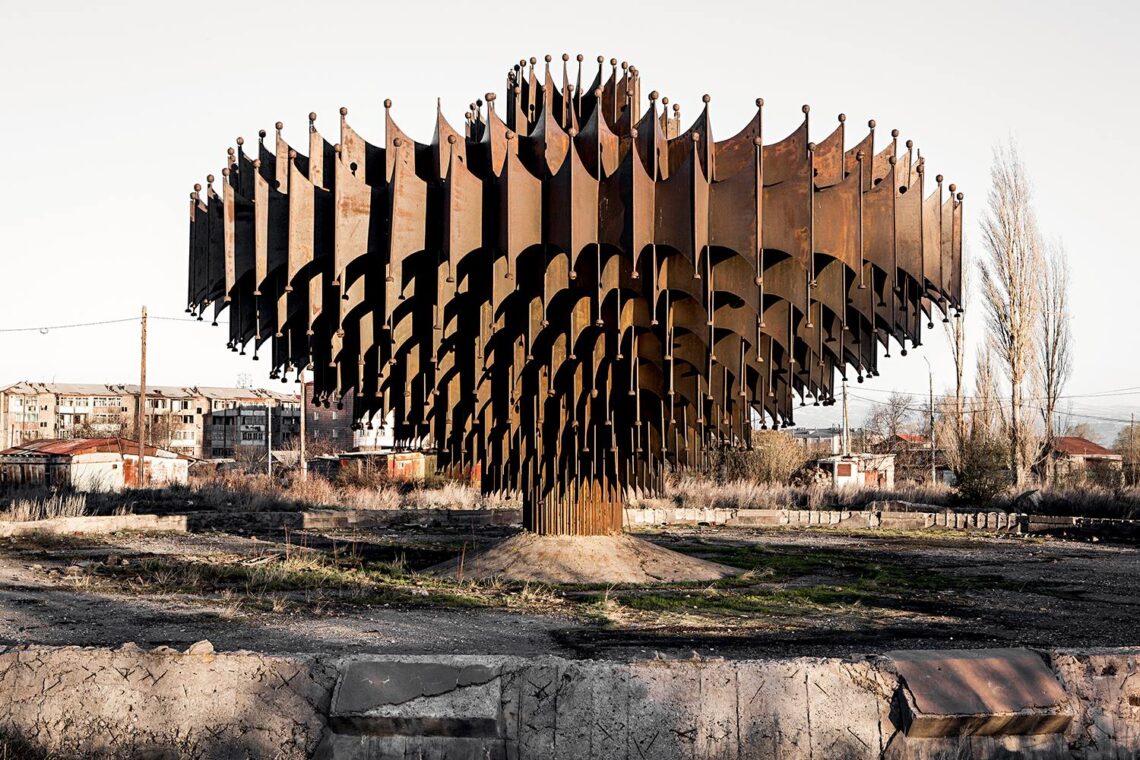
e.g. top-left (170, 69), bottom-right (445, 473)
top-left (0, 492), bottom-right (87, 522)
top-left (995, 485), bottom-right (1140, 520)
top-left (654, 476), bottom-right (955, 512)
top-left (183, 473), bottom-right (514, 513)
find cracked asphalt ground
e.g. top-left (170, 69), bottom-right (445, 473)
top-left (1, 525), bottom-right (1137, 660)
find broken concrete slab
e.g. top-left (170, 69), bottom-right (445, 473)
top-left (331, 657), bottom-right (506, 739)
top-left (887, 648), bottom-right (1073, 738)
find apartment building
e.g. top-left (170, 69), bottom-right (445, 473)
top-left (304, 383), bottom-right (394, 453)
top-left (0, 382), bottom-right (300, 459)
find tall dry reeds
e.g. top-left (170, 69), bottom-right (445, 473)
top-left (0, 492), bottom-right (87, 522)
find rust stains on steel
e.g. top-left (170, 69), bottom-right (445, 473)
top-left (185, 57), bottom-right (964, 536)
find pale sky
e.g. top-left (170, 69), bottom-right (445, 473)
top-left (1, 0), bottom-right (1137, 433)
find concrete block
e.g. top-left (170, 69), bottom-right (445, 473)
top-left (551, 660), bottom-right (603, 760)
top-left (806, 660), bottom-right (887, 758)
top-left (513, 659), bottom-right (562, 758)
top-left (887, 649), bottom-right (1072, 738)
top-left (736, 660), bottom-right (810, 758)
top-left (1052, 647), bottom-right (1140, 755)
top-left (696, 661), bottom-right (740, 759)
top-left (627, 661), bottom-right (704, 760)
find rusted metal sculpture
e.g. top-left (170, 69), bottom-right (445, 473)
top-left (187, 56), bottom-right (963, 535)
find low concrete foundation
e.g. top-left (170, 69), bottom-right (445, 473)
top-left (1, 645), bottom-right (1137, 759)
top-left (0, 507), bottom-right (523, 538)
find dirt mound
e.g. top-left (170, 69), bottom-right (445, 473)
top-left (425, 532), bottom-right (738, 584)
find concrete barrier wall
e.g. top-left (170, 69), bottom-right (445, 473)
top-left (0, 643), bottom-right (335, 758)
top-left (0, 513), bottom-right (190, 538)
top-left (623, 506), bottom-right (1031, 533)
top-left (2, 645), bottom-right (1138, 759)
top-left (0, 508), bottom-right (524, 537)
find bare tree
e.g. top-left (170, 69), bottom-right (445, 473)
top-left (942, 254), bottom-right (969, 469)
top-left (1038, 241), bottom-right (1073, 447)
top-left (864, 391), bottom-right (917, 449)
top-left (972, 343), bottom-right (1000, 441)
top-left (978, 141), bottom-right (1043, 486)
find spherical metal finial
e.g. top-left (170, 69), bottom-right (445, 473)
top-left (447, 134), bottom-right (457, 144)
top-left (906, 139), bottom-right (913, 149)
top-left (339, 106), bottom-right (348, 116)
top-left (383, 98), bottom-right (392, 109)
top-left (236, 136), bottom-right (244, 146)
top-left (334, 143), bottom-right (341, 153)
top-left (505, 130), bottom-right (516, 140)
top-left (692, 132), bottom-right (701, 142)
top-left (594, 87), bottom-right (603, 98)
top-left (259, 129), bottom-right (267, 138)
top-left (891, 128), bottom-right (899, 138)
top-left (868, 119), bottom-right (876, 129)
top-left (221, 167), bottom-right (230, 177)
top-left (597, 55), bottom-right (604, 63)
top-left (957, 192), bottom-right (964, 201)
top-left (193, 183), bottom-right (202, 192)
top-left (568, 127), bottom-right (578, 137)
top-left (888, 155), bottom-right (896, 166)
top-left (252, 159), bottom-right (260, 169)
top-left (308, 111), bottom-right (317, 122)
top-left (464, 111), bottom-right (473, 121)
top-left (621, 60), bottom-right (628, 70)
top-left (227, 147), bottom-right (235, 156)
top-left (576, 53), bottom-right (584, 62)
top-left (936, 174), bottom-right (944, 183)
top-left (673, 103), bottom-right (680, 113)
top-left (562, 53), bottom-right (569, 61)
top-left (807, 142), bottom-right (816, 152)
top-left (530, 57), bottom-right (537, 65)
top-left (392, 137), bottom-right (402, 147)
top-left (486, 92), bottom-right (496, 102)
top-left (838, 113), bottom-right (846, 122)
top-left (544, 54), bottom-right (552, 63)
top-left (802, 104), bottom-right (810, 114)
top-left (189, 191), bottom-right (196, 199)
top-left (288, 149), bottom-right (296, 159)
top-left (206, 174), bottom-right (215, 183)
top-left (648, 90), bottom-right (659, 101)
top-left (275, 121), bottom-right (283, 130)
top-left (948, 183), bottom-right (957, 192)
top-left (610, 57), bottom-right (617, 66)
top-left (753, 137), bottom-right (763, 146)
top-left (856, 150), bottom-right (865, 161)
top-left (520, 58), bottom-right (526, 66)
top-left (702, 94), bottom-right (711, 103)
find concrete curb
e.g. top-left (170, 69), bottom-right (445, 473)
top-left (1, 645), bottom-right (1137, 759)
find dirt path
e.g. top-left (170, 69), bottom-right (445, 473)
top-left (2, 527), bottom-right (1138, 660)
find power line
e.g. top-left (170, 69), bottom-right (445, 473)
top-left (0, 315), bottom-right (227, 333)
top-left (0, 316), bottom-right (139, 333)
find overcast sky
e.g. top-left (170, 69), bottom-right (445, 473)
top-left (1, 0), bottom-right (1137, 431)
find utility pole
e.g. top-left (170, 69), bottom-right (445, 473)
top-left (841, 378), bottom-right (850, 456)
top-left (925, 356), bottom-right (936, 484)
top-left (298, 368), bottom-right (308, 481)
top-left (137, 306), bottom-right (148, 488)
top-left (267, 396), bottom-right (274, 478)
